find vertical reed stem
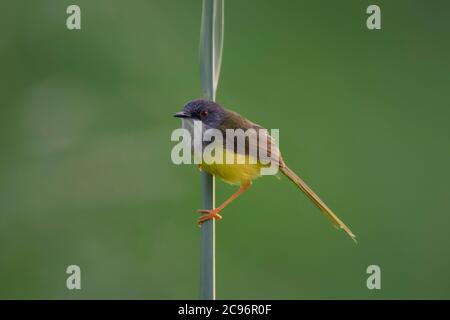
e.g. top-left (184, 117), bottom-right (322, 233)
top-left (199, 0), bottom-right (224, 300)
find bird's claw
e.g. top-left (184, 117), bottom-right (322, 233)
top-left (196, 209), bottom-right (222, 226)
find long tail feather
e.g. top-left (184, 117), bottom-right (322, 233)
top-left (280, 165), bottom-right (356, 242)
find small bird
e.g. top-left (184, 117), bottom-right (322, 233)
top-left (174, 99), bottom-right (356, 241)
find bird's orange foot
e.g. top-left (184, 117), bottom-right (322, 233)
top-left (196, 209), bottom-right (222, 226)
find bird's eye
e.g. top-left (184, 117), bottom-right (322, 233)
top-left (200, 110), bottom-right (208, 118)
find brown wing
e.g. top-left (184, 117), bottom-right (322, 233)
top-left (218, 109), bottom-right (282, 165)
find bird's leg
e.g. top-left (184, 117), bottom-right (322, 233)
top-left (197, 181), bottom-right (251, 226)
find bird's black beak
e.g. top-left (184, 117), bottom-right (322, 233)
top-left (173, 111), bottom-right (190, 118)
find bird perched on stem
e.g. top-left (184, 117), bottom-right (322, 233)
top-left (174, 99), bottom-right (356, 242)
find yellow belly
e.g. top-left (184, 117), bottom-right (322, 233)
top-left (199, 148), bottom-right (263, 185)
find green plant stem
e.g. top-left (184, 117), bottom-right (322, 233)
top-left (199, 0), bottom-right (224, 300)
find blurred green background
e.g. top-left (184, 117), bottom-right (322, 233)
top-left (1, 0), bottom-right (450, 299)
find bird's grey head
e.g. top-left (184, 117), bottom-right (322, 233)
top-left (173, 99), bottom-right (226, 129)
